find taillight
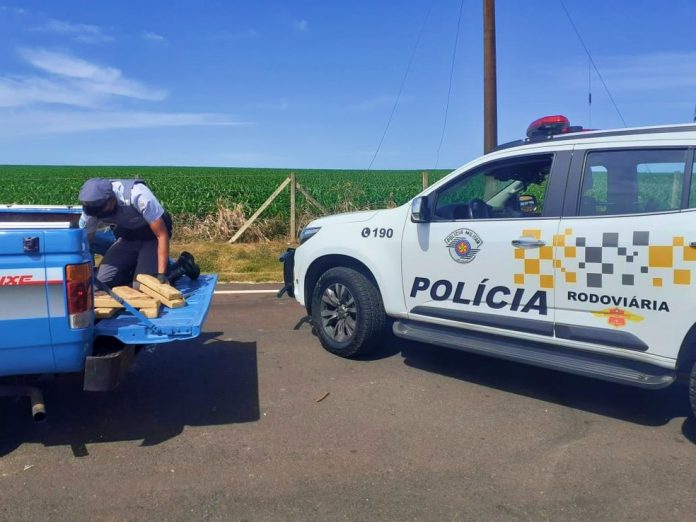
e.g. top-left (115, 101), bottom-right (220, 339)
top-left (66, 263), bottom-right (93, 329)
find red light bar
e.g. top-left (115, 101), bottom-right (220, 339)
top-left (527, 115), bottom-right (570, 139)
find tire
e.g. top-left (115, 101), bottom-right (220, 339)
top-left (311, 267), bottom-right (386, 358)
top-left (690, 362), bottom-right (696, 419)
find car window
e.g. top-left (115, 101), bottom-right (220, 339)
top-left (433, 154), bottom-right (553, 221)
top-left (689, 157), bottom-right (696, 208)
top-left (579, 149), bottom-right (687, 216)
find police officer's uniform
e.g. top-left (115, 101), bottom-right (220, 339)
top-left (79, 178), bottom-right (172, 287)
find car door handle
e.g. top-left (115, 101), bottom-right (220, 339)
top-left (512, 238), bottom-right (546, 248)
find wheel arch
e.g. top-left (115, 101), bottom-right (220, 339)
top-left (304, 254), bottom-right (381, 315)
top-left (677, 322), bottom-right (696, 377)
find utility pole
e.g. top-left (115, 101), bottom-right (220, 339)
top-left (483, 0), bottom-right (498, 153)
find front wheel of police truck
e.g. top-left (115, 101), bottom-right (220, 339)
top-left (280, 212), bottom-right (393, 358)
top-left (310, 266), bottom-right (386, 358)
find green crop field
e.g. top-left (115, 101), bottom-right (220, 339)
top-left (0, 165), bottom-right (451, 218)
top-left (1, 165), bottom-right (685, 220)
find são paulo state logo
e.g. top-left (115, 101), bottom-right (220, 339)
top-left (445, 228), bottom-right (483, 264)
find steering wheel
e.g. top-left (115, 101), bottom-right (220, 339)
top-left (466, 198), bottom-right (491, 219)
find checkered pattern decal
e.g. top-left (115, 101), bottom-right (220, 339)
top-left (514, 228), bottom-right (695, 289)
top-left (513, 228), bottom-right (555, 289)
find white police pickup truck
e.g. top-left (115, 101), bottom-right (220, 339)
top-left (279, 115), bottom-right (696, 417)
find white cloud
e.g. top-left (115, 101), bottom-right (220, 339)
top-left (0, 109), bottom-right (249, 137)
top-left (0, 75), bottom-right (103, 108)
top-left (0, 48), bottom-right (167, 107)
top-left (32, 18), bottom-right (113, 43)
top-left (142, 31), bottom-right (166, 42)
top-left (294, 19), bottom-right (309, 32)
top-left (599, 52), bottom-right (696, 91)
top-left (0, 5), bottom-right (26, 14)
top-left (0, 48), bottom-right (245, 136)
top-left (20, 48), bottom-right (119, 81)
top-left (564, 52), bottom-right (696, 94)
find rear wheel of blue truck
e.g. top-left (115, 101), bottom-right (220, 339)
top-left (311, 267), bottom-right (386, 358)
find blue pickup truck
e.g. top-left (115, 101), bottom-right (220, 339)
top-left (0, 205), bottom-right (217, 421)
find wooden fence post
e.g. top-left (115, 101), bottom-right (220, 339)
top-left (422, 171), bottom-right (429, 190)
top-left (290, 172), bottom-right (296, 240)
top-left (228, 177), bottom-right (291, 243)
top-left (296, 182), bottom-right (327, 214)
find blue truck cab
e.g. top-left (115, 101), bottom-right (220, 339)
top-left (0, 205), bottom-right (218, 419)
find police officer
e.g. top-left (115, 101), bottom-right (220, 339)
top-left (78, 178), bottom-right (172, 288)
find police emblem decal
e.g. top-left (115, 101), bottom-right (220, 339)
top-left (445, 228), bottom-right (483, 264)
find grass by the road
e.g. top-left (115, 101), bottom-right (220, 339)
top-left (171, 241), bottom-right (289, 283)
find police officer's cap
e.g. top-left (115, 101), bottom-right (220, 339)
top-left (78, 178), bottom-right (114, 206)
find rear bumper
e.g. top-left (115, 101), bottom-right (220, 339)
top-left (277, 248), bottom-right (295, 298)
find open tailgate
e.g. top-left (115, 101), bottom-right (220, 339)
top-left (94, 274), bottom-right (218, 344)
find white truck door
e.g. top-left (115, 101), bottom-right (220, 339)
top-left (402, 151), bottom-right (571, 339)
top-left (555, 147), bottom-right (696, 360)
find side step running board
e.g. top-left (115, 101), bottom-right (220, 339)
top-left (393, 320), bottom-right (675, 389)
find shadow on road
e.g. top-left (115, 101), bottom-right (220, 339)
top-left (388, 338), bottom-right (693, 432)
top-left (0, 332), bottom-right (259, 456)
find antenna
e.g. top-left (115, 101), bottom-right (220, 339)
top-left (588, 57), bottom-right (592, 128)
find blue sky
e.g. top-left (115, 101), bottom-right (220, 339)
top-left (0, 1), bottom-right (694, 169)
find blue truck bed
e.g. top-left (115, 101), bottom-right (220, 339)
top-left (95, 274), bottom-right (218, 344)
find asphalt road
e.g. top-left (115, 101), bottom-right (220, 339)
top-left (1, 285), bottom-right (696, 521)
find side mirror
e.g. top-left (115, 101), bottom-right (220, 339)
top-left (411, 196), bottom-right (430, 223)
top-left (518, 194), bottom-right (538, 214)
